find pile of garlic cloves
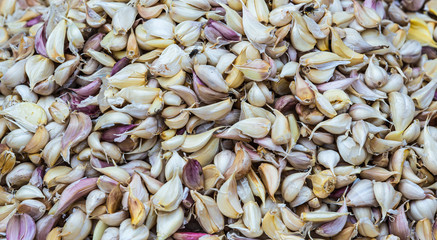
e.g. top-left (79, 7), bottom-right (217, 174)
top-left (1, 0), bottom-right (437, 239)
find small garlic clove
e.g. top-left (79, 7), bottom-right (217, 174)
top-left (281, 172), bottom-right (308, 202)
top-left (346, 179), bottom-right (377, 207)
top-left (156, 207), bottom-right (184, 240)
top-left (191, 190), bottom-right (225, 234)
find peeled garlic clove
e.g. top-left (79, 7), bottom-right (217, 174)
top-left (119, 218), bottom-right (149, 240)
top-left (186, 98), bottom-right (233, 121)
top-left (191, 190), bottom-right (225, 234)
top-left (151, 175), bottom-right (184, 212)
top-left (6, 213), bottom-right (36, 240)
top-left (261, 210), bottom-right (290, 239)
top-left (86, 189), bottom-right (106, 216)
top-left (15, 184), bottom-right (44, 201)
top-left (230, 117), bottom-right (271, 139)
top-left (409, 197), bottom-right (437, 221)
top-left (311, 113), bottom-right (352, 137)
top-left (217, 174), bottom-right (243, 218)
top-left (373, 181), bottom-right (402, 220)
top-left (247, 83), bottom-right (267, 107)
top-left (281, 172), bottom-right (308, 202)
top-left (0, 102), bottom-right (48, 133)
top-left (411, 79), bottom-right (437, 109)
top-left (6, 162), bottom-right (35, 188)
top-left (46, 19), bottom-right (67, 63)
top-left (398, 179), bottom-right (425, 200)
top-left (17, 199), bottom-right (46, 221)
top-left (317, 150), bottom-right (340, 174)
top-left (258, 163), bottom-right (280, 201)
top-left (55, 177), bottom-right (98, 215)
top-left (156, 207), bottom-right (184, 240)
top-left (247, 168), bottom-right (266, 206)
top-left (346, 179), bottom-right (377, 207)
top-left (180, 127), bottom-right (221, 153)
top-left (241, 2), bottom-right (275, 49)
top-left (364, 55), bottom-right (388, 89)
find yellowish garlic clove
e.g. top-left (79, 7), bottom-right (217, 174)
top-left (191, 190), bottom-right (225, 234)
top-left (217, 174), bottom-right (243, 218)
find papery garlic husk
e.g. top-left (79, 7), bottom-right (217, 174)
top-left (346, 179), bottom-right (377, 207)
top-left (217, 174), bottom-right (243, 218)
top-left (281, 172), bottom-right (308, 202)
top-left (191, 190), bottom-right (225, 234)
top-left (373, 181), bottom-right (402, 220)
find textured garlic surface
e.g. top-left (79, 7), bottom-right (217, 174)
top-left (0, 0), bottom-right (436, 239)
